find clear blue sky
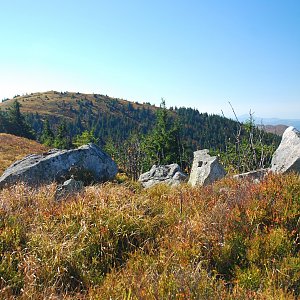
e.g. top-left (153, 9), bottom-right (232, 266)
top-left (1, 0), bottom-right (299, 118)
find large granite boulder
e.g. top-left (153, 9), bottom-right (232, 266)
top-left (138, 164), bottom-right (187, 188)
top-left (271, 126), bottom-right (300, 174)
top-left (0, 143), bottom-right (117, 188)
top-left (188, 149), bottom-right (226, 186)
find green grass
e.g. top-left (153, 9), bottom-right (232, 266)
top-left (0, 173), bottom-right (299, 299)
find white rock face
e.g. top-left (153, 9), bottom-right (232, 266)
top-left (0, 143), bottom-right (117, 188)
top-left (271, 126), bottom-right (300, 174)
top-left (138, 164), bottom-right (187, 188)
top-left (188, 149), bottom-right (226, 186)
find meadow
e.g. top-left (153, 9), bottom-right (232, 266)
top-left (0, 173), bottom-right (299, 299)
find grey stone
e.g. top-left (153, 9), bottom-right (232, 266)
top-left (0, 143), bottom-right (117, 188)
top-left (233, 169), bottom-right (269, 183)
top-left (188, 149), bottom-right (226, 186)
top-left (55, 178), bottom-right (84, 200)
top-left (271, 126), bottom-right (300, 174)
top-left (138, 164), bottom-right (187, 188)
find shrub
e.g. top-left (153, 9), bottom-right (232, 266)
top-left (0, 174), bottom-right (299, 298)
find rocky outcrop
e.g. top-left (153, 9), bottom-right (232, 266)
top-left (188, 149), bottom-right (226, 186)
top-left (138, 164), bottom-right (187, 188)
top-left (271, 126), bottom-right (300, 174)
top-left (0, 143), bottom-right (117, 188)
top-left (233, 169), bottom-right (268, 183)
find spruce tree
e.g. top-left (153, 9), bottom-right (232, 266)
top-left (7, 100), bottom-right (35, 139)
top-left (40, 119), bottom-right (54, 146)
top-left (73, 129), bottom-right (99, 147)
top-left (143, 99), bottom-right (184, 168)
top-left (0, 112), bottom-right (9, 133)
top-left (53, 121), bottom-right (71, 149)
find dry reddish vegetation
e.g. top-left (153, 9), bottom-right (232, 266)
top-left (0, 173), bottom-right (299, 299)
top-left (0, 133), bottom-right (49, 175)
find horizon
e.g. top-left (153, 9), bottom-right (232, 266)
top-left (1, 1), bottom-right (299, 119)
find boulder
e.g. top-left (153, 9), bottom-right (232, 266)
top-left (0, 143), bottom-right (117, 188)
top-left (271, 126), bottom-right (300, 174)
top-left (232, 169), bottom-right (268, 183)
top-left (188, 149), bottom-right (226, 186)
top-left (55, 178), bottom-right (84, 200)
top-left (138, 164), bottom-right (187, 188)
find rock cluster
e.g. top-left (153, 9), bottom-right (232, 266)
top-left (138, 164), bottom-right (187, 188)
top-left (1, 126), bottom-right (299, 191)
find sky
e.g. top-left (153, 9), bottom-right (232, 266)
top-left (0, 0), bottom-right (299, 119)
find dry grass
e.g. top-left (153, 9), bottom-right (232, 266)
top-left (0, 173), bottom-right (299, 299)
top-left (0, 134), bottom-right (49, 175)
top-left (0, 91), bottom-right (157, 121)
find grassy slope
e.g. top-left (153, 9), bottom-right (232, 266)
top-left (0, 133), bottom-right (49, 175)
top-left (0, 174), bottom-right (299, 299)
top-left (0, 91), bottom-right (157, 121)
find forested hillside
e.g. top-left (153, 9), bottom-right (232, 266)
top-left (0, 91), bottom-right (240, 148)
top-left (0, 91), bottom-right (280, 176)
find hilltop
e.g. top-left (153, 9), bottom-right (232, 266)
top-left (0, 90), bottom-right (155, 122)
top-left (0, 91), bottom-right (162, 152)
top-left (0, 133), bottom-right (49, 175)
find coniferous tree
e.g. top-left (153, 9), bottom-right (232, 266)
top-left (0, 112), bottom-right (9, 133)
top-left (6, 100), bottom-right (35, 139)
top-left (143, 99), bottom-right (185, 168)
top-left (40, 119), bottom-right (54, 146)
top-left (53, 121), bottom-right (72, 149)
top-left (73, 129), bottom-right (99, 147)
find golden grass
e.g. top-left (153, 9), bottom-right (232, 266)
top-left (0, 133), bottom-right (49, 175)
top-left (0, 91), bottom-right (157, 121)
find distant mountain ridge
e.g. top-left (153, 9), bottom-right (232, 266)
top-left (238, 114), bottom-right (300, 130)
top-left (258, 124), bottom-right (289, 136)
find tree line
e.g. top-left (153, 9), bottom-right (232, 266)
top-left (0, 99), bottom-right (281, 178)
